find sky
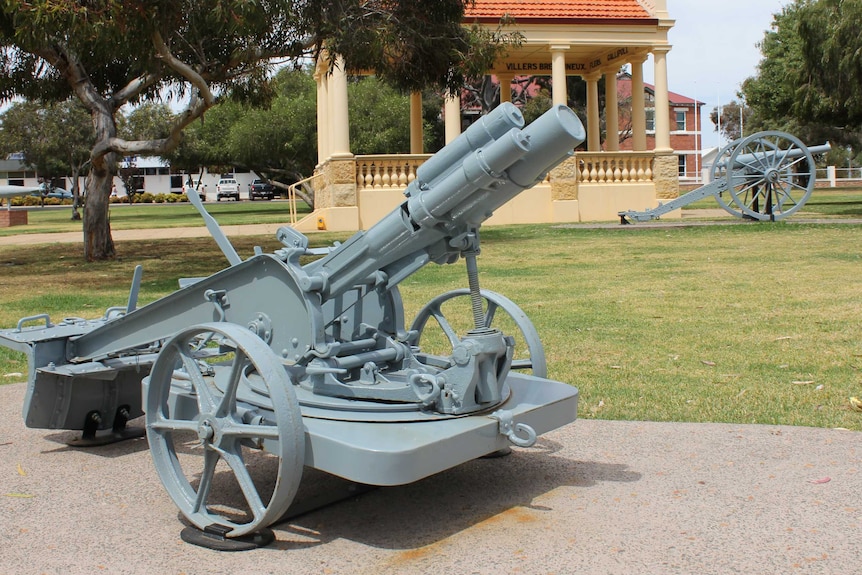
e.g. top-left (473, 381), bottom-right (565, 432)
top-left (643, 0), bottom-right (790, 151)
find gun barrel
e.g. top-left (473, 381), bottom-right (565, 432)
top-left (729, 142), bottom-right (831, 170)
top-left (411, 102), bottom-right (525, 190)
top-left (302, 104), bottom-right (585, 299)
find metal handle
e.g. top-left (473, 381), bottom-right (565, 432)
top-left (16, 314), bottom-right (54, 332)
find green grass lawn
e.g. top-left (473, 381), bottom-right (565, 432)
top-left (680, 186), bottom-right (862, 217)
top-left (1, 221), bottom-right (861, 430)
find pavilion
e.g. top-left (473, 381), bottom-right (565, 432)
top-left (301, 0), bottom-right (677, 231)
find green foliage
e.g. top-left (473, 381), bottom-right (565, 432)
top-left (0, 99), bottom-right (92, 180)
top-left (796, 0), bottom-right (862, 130)
top-left (226, 68), bottom-right (319, 180)
top-left (739, 1), bottom-right (806, 134)
top-left (741, 0), bottom-right (862, 149)
top-left (348, 77), bottom-right (410, 154)
top-left (122, 103), bottom-right (175, 141)
top-left (168, 100), bottom-right (248, 174)
top-left (9, 195), bottom-right (71, 207)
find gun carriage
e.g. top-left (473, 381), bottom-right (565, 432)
top-left (619, 131), bottom-right (830, 224)
top-left (0, 103), bottom-right (583, 547)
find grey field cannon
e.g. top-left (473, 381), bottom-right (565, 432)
top-left (0, 102), bottom-right (584, 547)
top-left (620, 131), bottom-right (831, 223)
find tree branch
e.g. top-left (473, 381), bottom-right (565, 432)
top-left (34, 45), bottom-right (103, 112)
top-left (112, 73), bottom-right (162, 111)
top-left (152, 29), bottom-right (215, 108)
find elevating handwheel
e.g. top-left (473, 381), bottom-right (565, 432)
top-left (410, 289), bottom-right (547, 378)
top-left (145, 322), bottom-right (304, 537)
top-left (725, 131), bottom-right (816, 221)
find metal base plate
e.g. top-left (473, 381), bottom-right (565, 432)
top-left (180, 524), bottom-right (275, 551)
top-left (66, 426), bottom-right (145, 447)
top-left (300, 374), bottom-right (578, 486)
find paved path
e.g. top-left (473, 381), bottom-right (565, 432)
top-left (0, 382), bottom-right (859, 575)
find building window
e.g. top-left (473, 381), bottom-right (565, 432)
top-left (645, 108), bottom-right (655, 132)
top-left (675, 110), bottom-right (686, 131)
top-left (678, 155), bottom-right (687, 177)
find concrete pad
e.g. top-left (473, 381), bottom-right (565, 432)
top-left (0, 381), bottom-right (859, 574)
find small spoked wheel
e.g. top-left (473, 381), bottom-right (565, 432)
top-left (145, 322), bottom-right (304, 537)
top-left (410, 289), bottom-right (547, 378)
top-left (725, 131), bottom-right (815, 221)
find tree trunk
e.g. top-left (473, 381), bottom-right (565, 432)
top-left (83, 105), bottom-right (118, 261)
top-left (83, 155), bottom-right (115, 261)
top-left (70, 165), bottom-right (82, 221)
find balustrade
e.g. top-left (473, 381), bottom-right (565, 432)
top-left (353, 152), bottom-right (655, 192)
top-left (355, 155), bottom-right (431, 191)
top-left (576, 152), bottom-right (655, 184)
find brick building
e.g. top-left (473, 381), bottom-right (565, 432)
top-left (616, 72), bottom-right (704, 182)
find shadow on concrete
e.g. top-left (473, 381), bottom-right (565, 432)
top-left (266, 435), bottom-right (641, 552)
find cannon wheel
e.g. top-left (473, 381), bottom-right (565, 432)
top-left (410, 289), bottom-right (547, 378)
top-left (145, 322), bottom-right (304, 538)
top-left (710, 137), bottom-right (747, 218)
top-left (725, 131), bottom-right (816, 221)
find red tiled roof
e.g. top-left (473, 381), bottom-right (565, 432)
top-left (465, 0), bottom-right (654, 22)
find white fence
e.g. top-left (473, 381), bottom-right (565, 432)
top-left (816, 166), bottom-right (862, 187)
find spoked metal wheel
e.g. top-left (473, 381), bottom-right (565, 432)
top-left (410, 289), bottom-right (547, 378)
top-left (725, 131), bottom-right (816, 221)
top-left (710, 137), bottom-right (746, 217)
top-left (145, 322), bottom-right (304, 537)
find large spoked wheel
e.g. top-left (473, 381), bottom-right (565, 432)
top-left (725, 131), bottom-right (815, 221)
top-left (711, 137), bottom-right (746, 218)
top-left (410, 289), bottom-right (547, 378)
top-left (145, 322), bottom-right (304, 537)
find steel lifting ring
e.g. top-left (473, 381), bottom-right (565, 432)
top-left (490, 409), bottom-right (537, 448)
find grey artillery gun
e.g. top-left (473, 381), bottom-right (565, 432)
top-left (619, 131), bottom-right (831, 223)
top-left (0, 103), bottom-right (584, 548)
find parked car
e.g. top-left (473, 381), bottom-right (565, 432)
top-left (248, 179), bottom-right (276, 201)
top-left (182, 182), bottom-right (207, 201)
top-left (215, 178), bottom-right (240, 201)
top-left (33, 186), bottom-right (73, 199)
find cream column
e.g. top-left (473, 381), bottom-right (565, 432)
top-left (315, 66), bottom-right (330, 165)
top-left (586, 73), bottom-right (601, 151)
top-left (550, 46), bottom-right (569, 107)
top-left (444, 93), bottom-right (461, 144)
top-left (328, 56), bottom-right (352, 157)
top-left (630, 57), bottom-right (647, 151)
top-left (497, 74), bottom-right (513, 104)
top-left (409, 92), bottom-right (423, 154)
top-left (652, 47), bottom-right (673, 153)
top-left (604, 71), bottom-right (620, 151)
top-left (315, 72), bottom-right (329, 165)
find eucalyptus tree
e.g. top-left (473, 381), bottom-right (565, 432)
top-left (741, 0), bottom-right (862, 152)
top-left (796, 0), bottom-right (862, 132)
top-left (739, 1), bottom-right (805, 136)
top-left (0, 0), bottom-right (510, 260)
